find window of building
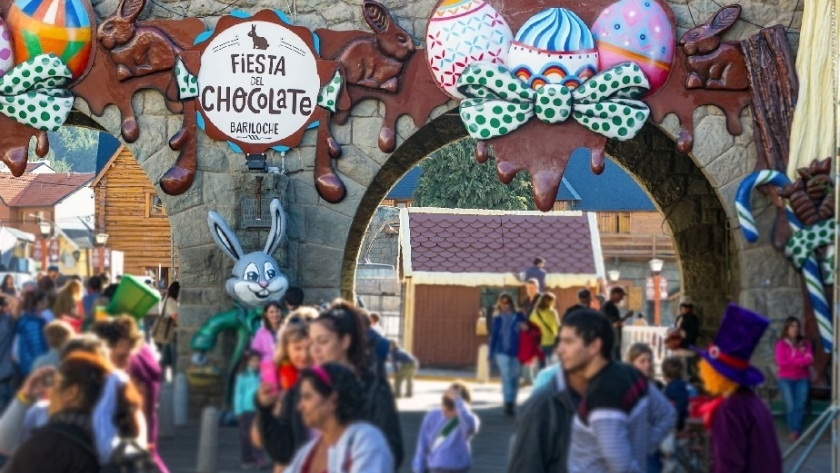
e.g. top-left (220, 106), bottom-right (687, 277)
top-left (598, 212), bottom-right (631, 234)
top-left (146, 193), bottom-right (165, 218)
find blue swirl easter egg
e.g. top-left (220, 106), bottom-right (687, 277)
top-left (506, 8), bottom-right (599, 90)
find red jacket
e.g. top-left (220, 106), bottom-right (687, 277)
top-left (517, 321), bottom-right (545, 364)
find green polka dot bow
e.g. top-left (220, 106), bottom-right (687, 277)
top-left (0, 54), bottom-right (74, 131)
top-left (174, 58), bottom-right (198, 99)
top-left (176, 59), bottom-right (343, 114)
top-left (457, 61), bottom-right (651, 141)
top-left (786, 219), bottom-right (834, 270)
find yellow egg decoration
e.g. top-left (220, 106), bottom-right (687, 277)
top-left (6, 0), bottom-right (93, 79)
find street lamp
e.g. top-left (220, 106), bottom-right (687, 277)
top-left (607, 269), bottom-right (621, 282)
top-left (37, 220), bottom-right (51, 272)
top-left (649, 258), bottom-right (664, 326)
top-left (95, 233), bottom-right (109, 274)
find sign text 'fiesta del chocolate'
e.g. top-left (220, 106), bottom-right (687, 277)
top-left (187, 10), bottom-right (340, 154)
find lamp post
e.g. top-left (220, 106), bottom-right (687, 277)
top-left (95, 233), bottom-right (109, 274)
top-left (37, 220), bottom-right (51, 272)
top-left (649, 258), bottom-right (664, 326)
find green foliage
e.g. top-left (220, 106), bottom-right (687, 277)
top-left (414, 139), bottom-right (536, 210)
top-left (27, 127), bottom-right (102, 173)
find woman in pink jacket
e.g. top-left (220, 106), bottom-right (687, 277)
top-left (775, 316), bottom-right (813, 440)
top-left (251, 302), bottom-right (283, 363)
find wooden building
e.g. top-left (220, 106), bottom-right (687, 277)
top-left (399, 208), bottom-right (604, 367)
top-left (91, 145), bottom-right (178, 284)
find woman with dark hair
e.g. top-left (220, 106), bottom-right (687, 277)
top-left (285, 362), bottom-right (393, 473)
top-left (252, 301), bottom-right (283, 363)
top-left (488, 293), bottom-right (527, 416)
top-left (258, 299), bottom-right (404, 470)
top-left (1, 275), bottom-right (18, 298)
top-left (3, 351), bottom-right (141, 472)
top-left (775, 316), bottom-right (813, 440)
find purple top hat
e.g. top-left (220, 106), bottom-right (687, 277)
top-left (693, 303), bottom-right (769, 387)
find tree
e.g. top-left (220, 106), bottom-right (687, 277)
top-left (414, 138), bottom-right (536, 210)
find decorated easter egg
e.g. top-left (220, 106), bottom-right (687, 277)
top-left (590, 0), bottom-right (675, 95)
top-left (6, 0), bottom-right (93, 79)
top-left (0, 18), bottom-right (14, 77)
top-left (426, 0), bottom-right (513, 99)
top-left (507, 8), bottom-right (598, 90)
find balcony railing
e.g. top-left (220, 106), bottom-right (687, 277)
top-left (600, 233), bottom-right (675, 260)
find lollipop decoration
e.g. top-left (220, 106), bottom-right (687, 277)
top-left (736, 164), bottom-right (835, 352)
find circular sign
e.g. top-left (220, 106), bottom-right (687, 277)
top-left (197, 20), bottom-right (319, 145)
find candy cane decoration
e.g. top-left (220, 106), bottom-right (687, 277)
top-left (736, 170), bottom-right (833, 352)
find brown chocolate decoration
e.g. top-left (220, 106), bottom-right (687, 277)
top-left (0, 115), bottom-right (48, 176)
top-left (159, 50), bottom-right (200, 196)
top-left (778, 158), bottom-right (835, 226)
top-left (98, 0), bottom-right (184, 81)
top-left (336, 1), bottom-right (415, 92)
top-left (741, 25), bottom-right (798, 249)
top-left (71, 12), bottom-right (204, 142)
top-left (646, 52), bottom-right (751, 154)
top-left (314, 5), bottom-right (450, 203)
top-left (678, 5), bottom-right (749, 90)
top-left (160, 99), bottom-right (197, 195)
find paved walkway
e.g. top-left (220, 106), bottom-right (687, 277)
top-left (158, 379), bottom-right (832, 473)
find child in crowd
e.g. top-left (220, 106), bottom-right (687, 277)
top-left (271, 320), bottom-right (312, 391)
top-left (31, 320), bottom-right (73, 370)
top-left (662, 357), bottom-right (689, 431)
top-left (390, 339), bottom-right (419, 398)
top-left (413, 383), bottom-right (480, 473)
top-left (234, 351), bottom-right (266, 470)
top-left (661, 357), bottom-right (690, 473)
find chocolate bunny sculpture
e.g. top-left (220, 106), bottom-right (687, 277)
top-left (98, 0), bottom-right (183, 81)
top-left (337, 0), bottom-right (415, 93)
top-left (208, 199), bottom-right (290, 308)
top-left (678, 4), bottom-right (749, 91)
top-left (248, 24), bottom-right (269, 50)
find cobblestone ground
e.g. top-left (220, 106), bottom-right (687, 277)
top-left (158, 378), bottom-right (831, 473)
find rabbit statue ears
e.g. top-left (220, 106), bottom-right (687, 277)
top-left (207, 199), bottom-right (289, 308)
top-left (208, 199), bottom-right (286, 261)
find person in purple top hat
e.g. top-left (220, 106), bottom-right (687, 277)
top-left (694, 303), bottom-right (782, 473)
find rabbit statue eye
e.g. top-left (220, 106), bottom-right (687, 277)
top-left (264, 262), bottom-right (278, 280)
top-left (397, 35), bottom-right (408, 44)
top-left (244, 262), bottom-right (259, 281)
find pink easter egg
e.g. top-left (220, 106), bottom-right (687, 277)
top-left (590, 0), bottom-right (675, 95)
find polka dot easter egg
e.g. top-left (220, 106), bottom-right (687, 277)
top-left (5, 0), bottom-right (93, 79)
top-left (426, 0), bottom-right (513, 99)
top-left (591, 0), bottom-right (675, 95)
top-left (0, 18), bottom-right (14, 77)
top-left (506, 8), bottom-right (598, 90)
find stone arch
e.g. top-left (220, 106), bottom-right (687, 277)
top-left (340, 110), bottom-right (747, 331)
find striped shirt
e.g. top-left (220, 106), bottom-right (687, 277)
top-left (569, 362), bottom-right (676, 473)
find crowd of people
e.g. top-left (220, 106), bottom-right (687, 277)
top-left (0, 268), bottom-right (181, 472)
top-left (0, 256), bottom-right (813, 473)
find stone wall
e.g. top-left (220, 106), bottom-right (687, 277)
top-left (74, 0), bottom-right (807, 405)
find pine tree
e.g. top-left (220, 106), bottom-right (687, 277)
top-left (414, 139), bottom-right (536, 210)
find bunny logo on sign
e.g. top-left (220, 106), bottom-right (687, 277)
top-left (207, 199), bottom-right (289, 308)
